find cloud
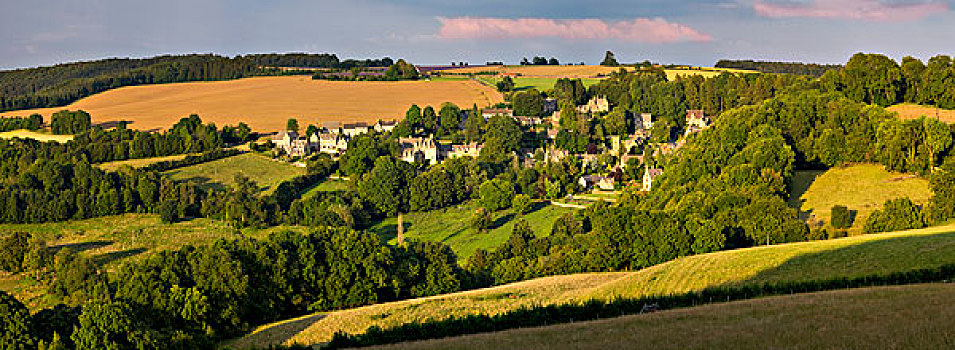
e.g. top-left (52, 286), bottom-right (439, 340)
top-left (436, 17), bottom-right (713, 43)
top-left (753, 0), bottom-right (948, 21)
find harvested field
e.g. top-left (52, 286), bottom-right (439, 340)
top-left (0, 76), bottom-right (504, 132)
top-left (888, 103), bottom-right (955, 123)
top-left (384, 283), bottom-right (955, 350)
top-left (442, 65), bottom-right (755, 80)
top-left (0, 129), bottom-right (73, 143)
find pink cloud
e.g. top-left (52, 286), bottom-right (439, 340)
top-left (437, 17), bottom-right (712, 43)
top-left (753, 0), bottom-right (948, 21)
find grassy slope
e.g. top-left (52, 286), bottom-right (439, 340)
top-left (788, 164), bottom-right (931, 233)
top-left (96, 154), bottom-right (192, 172)
top-left (370, 202), bottom-right (575, 260)
top-left (0, 214), bottom-right (308, 309)
top-left (164, 153), bottom-right (304, 194)
top-left (300, 179), bottom-right (350, 199)
top-left (229, 223), bottom-right (955, 348)
top-left (381, 283), bottom-right (955, 350)
top-left (0, 129), bottom-right (74, 143)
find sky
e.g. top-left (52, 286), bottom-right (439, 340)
top-left (1, 0), bottom-right (954, 70)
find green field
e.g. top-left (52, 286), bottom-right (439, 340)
top-left (164, 153), bottom-right (304, 193)
top-left (475, 76), bottom-right (604, 92)
top-left (96, 153), bottom-right (193, 172)
top-left (789, 164), bottom-right (932, 233)
top-left (370, 202), bottom-right (575, 260)
top-left (300, 179), bottom-right (350, 199)
top-left (0, 129), bottom-right (74, 143)
top-left (387, 283), bottom-right (955, 350)
top-left (0, 214), bottom-right (307, 309)
top-left (229, 223), bottom-right (955, 348)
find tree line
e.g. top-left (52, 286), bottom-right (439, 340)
top-left (715, 59), bottom-right (842, 76)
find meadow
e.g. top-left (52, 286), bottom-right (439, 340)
top-left (0, 129), bottom-right (74, 143)
top-left (0, 76), bottom-right (504, 132)
top-left (164, 152), bottom-right (304, 193)
top-left (229, 223), bottom-right (955, 348)
top-left (370, 202), bottom-right (575, 260)
top-left (96, 153), bottom-right (193, 171)
top-left (888, 103), bottom-right (955, 123)
top-left (788, 164), bottom-right (932, 233)
top-left (383, 283), bottom-right (955, 350)
top-left (300, 178), bottom-right (351, 199)
top-left (0, 213), bottom-right (306, 309)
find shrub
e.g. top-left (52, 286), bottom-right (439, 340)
top-left (863, 197), bottom-right (925, 233)
top-left (830, 205), bottom-right (852, 229)
top-left (470, 208), bottom-right (492, 232)
top-left (807, 227), bottom-right (828, 241)
top-left (159, 200), bottom-right (180, 224)
top-left (828, 229), bottom-right (848, 239)
top-left (512, 194), bottom-right (532, 215)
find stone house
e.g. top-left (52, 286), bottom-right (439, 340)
top-left (271, 131), bottom-right (314, 156)
top-left (399, 136), bottom-right (439, 164)
top-left (374, 120), bottom-right (398, 133)
top-left (482, 108), bottom-right (513, 119)
top-left (342, 122), bottom-right (371, 137)
top-left (684, 110), bottom-right (711, 136)
top-left (577, 96), bottom-right (610, 114)
top-left (446, 142), bottom-right (483, 159)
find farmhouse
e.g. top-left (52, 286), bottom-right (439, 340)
top-left (578, 175), bottom-right (615, 191)
top-left (482, 108), bottom-right (513, 119)
top-left (446, 142), bottom-right (483, 159)
top-left (342, 122), bottom-right (371, 137)
top-left (317, 133), bottom-right (349, 154)
top-left (577, 96), bottom-right (609, 114)
top-left (513, 116), bottom-right (542, 127)
top-left (684, 110), bottom-right (711, 136)
top-left (399, 136), bottom-right (440, 164)
top-left (643, 168), bottom-right (663, 192)
top-left (637, 113), bottom-right (654, 130)
top-left (271, 131), bottom-right (316, 156)
top-left (374, 119), bottom-right (398, 133)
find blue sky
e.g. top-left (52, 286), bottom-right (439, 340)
top-left (1, 0), bottom-right (953, 70)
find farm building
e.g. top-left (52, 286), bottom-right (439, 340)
top-left (482, 108), bottom-right (513, 119)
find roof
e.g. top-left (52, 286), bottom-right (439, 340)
top-left (646, 168), bottom-right (664, 177)
top-left (686, 110), bottom-right (706, 119)
top-left (343, 122), bottom-right (370, 129)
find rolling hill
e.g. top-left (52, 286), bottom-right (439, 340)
top-left (228, 223), bottom-right (955, 348)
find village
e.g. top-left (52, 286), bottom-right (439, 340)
top-left (269, 95), bottom-right (711, 196)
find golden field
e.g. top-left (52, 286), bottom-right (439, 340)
top-left (228, 223), bottom-right (955, 348)
top-left (0, 129), bottom-right (74, 143)
top-left (0, 76), bottom-right (504, 132)
top-left (888, 103), bottom-right (955, 123)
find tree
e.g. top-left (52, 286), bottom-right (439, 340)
top-left (159, 200), bottom-right (180, 223)
top-left (286, 118), bottom-right (300, 132)
top-left (604, 106), bottom-right (629, 135)
top-left (496, 76), bottom-right (515, 92)
top-left (71, 302), bottom-right (144, 350)
top-left (512, 89), bottom-right (545, 117)
top-left (483, 115), bottom-right (523, 154)
top-left (601, 51), bottom-right (619, 66)
top-left (358, 156), bottom-right (416, 216)
top-left (438, 102), bottom-right (462, 135)
top-left (830, 205), bottom-right (852, 229)
top-left (0, 232), bottom-right (30, 272)
top-left (0, 291), bottom-right (36, 349)
top-left (471, 208), bottom-right (492, 232)
top-left (512, 194), bottom-right (532, 215)
top-left (478, 178), bottom-right (515, 211)
top-left (463, 106), bottom-right (485, 143)
top-left (864, 197), bottom-right (925, 233)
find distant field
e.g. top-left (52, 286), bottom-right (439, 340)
top-left (475, 76), bottom-right (604, 91)
top-left (0, 76), bottom-right (504, 132)
top-left (386, 283), bottom-right (955, 350)
top-left (888, 103), bottom-right (955, 123)
top-left (788, 164), bottom-right (932, 233)
top-left (164, 153), bottom-right (304, 193)
top-left (230, 223), bottom-right (955, 348)
top-left (442, 65), bottom-right (631, 78)
top-left (0, 213), bottom-right (304, 309)
top-left (0, 129), bottom-right (73, 143)
top-left (370, 202), bottom-right (575, 260)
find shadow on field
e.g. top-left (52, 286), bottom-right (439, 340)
top-left (231, 313), bottom-right (327, 349)
top-left (490, 213), bottom-right (515, 230)
top-left (728, 231), bottom-right (955, 288)
top-left (373, 221), bottom-right (413, 243)
top-left (93, 248), bottom-right (148, 266)
top-left (787, 169), bottom-right (825, 221)
top-left (51, 240), bottom-right (113, 253)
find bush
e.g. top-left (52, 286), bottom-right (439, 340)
top-left (471, 208), bottom-right (492, 232)
top-left (830, 205), bottom-right (852, 229)
top-left (863, 197), bottom-right (925, 233)
top-left (159, 200), bottom-right (180, 223)
top-left (807, 227), bottom-right (828, 241)
top-left (828, 229), bottom-right (848, 239)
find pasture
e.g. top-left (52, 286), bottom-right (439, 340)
top-left (0, 76), bottom-right (504, 132)
top-left (788, 164), bottom-right (932, 233)
top-left (300, 179), bottom-right (350, 199)
top-left (0, 213), bottom-right (305, 309)
top-left (164, 153), bottom-right (304, 193)
top-left (0, 129), bottom-right (74, 143)
top-left (888, 103), bottom-right (955, 123)
top-left (370, 202), bottom-right (575, 260)
top-left (96, 153), bottom-right (192, 172)
top-left (386, 283), bottom-right (955, 350)
top-left (229, 223), bottom-right (955, 348)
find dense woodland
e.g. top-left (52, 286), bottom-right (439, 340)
top-left (3, 52), bottom-right (955, 349)
top-left (715, 59), bottom-right (842, 76)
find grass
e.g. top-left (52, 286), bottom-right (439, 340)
top-left (888, 103), bottom-right (955, 123)
top-left (0, 213), bottom-right (307, 310)
top-left (381, 283), bottom-right (955, 350)
top-left (0, 129), bottom-right (74, 143)
top-left (369, 202), bottom-right (576, 260)
top-left (788, 163), bottom-right (932, 233)
top-left (300, 179), bottom-right (350, 199)
top-left (229, 223), bottom-right (955, 348)
top-left (441, 65), bottom-right (632, 78)
top-left (96, 153), bottom-right (193, 172)
top-left (475, 76), bottom-right (604, 91)
top-left (164, 153), bottom-right (304, 193)
top-left (0, 76), bottom-right (504, 132)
